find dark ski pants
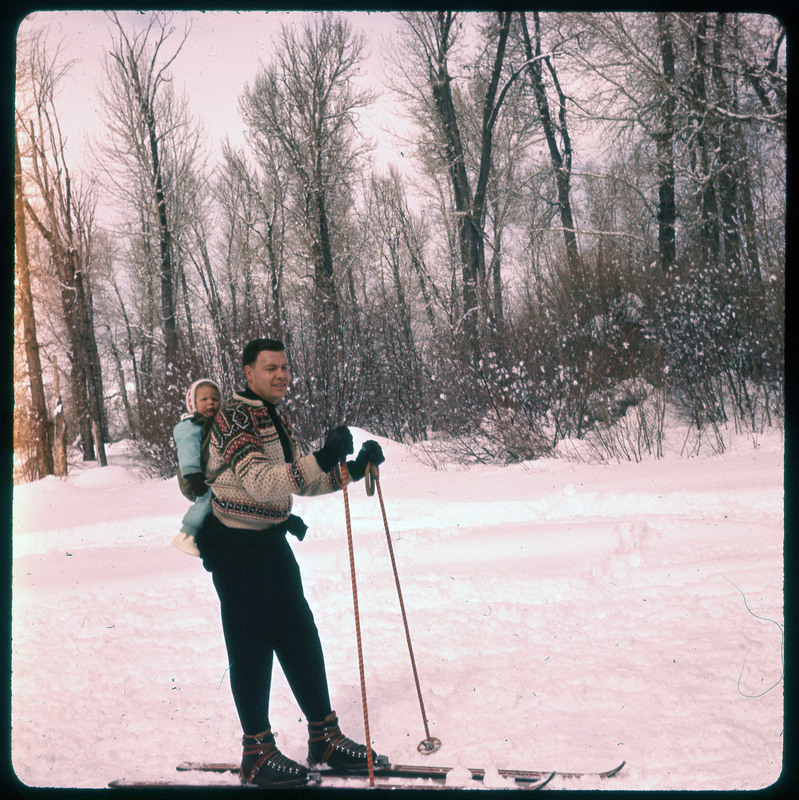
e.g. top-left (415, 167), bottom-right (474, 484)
top-left (196, 514), bottom-right (332, 735)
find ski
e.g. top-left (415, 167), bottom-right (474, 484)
top-left (109, 771), bottom-right (555, 790)
top-left (109, 760), bottom-right (623, 789)
top-left (175, 758), bottom-right (625, 783)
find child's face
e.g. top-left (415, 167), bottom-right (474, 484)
top-left (195, 384), bottom-right (220, 417)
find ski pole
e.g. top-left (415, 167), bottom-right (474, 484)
top-left (366, 462), bottom-right (441, 756)
top-left (339, 461), bottom-right (376, 786)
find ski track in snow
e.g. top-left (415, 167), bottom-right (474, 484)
top-left (11, 431), bottom-right (783, 790)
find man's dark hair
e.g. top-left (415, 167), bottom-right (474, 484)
top-left (242, 338), bottom-right (285, 368)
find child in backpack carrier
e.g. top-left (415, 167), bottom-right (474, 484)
top-left (172, 379), bottom-right (221, 556)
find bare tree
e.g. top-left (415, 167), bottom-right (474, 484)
top-left (396, 11), bottom-right (523, 355)
top-left (218, 139), bottom-right (290, 343)
top-left (518, 12), bottom-right (580, 273)
top-left (99, 11), bottom-right (192, 379)
top-left (563, 11), bottom-right (783, 435)
top-left (738, 20), bottom-right (786, 143)
top-left (363, 169), bottom-right (431, 440)
top-left (16, 31), bottom-right (107, 465)
top-left (240, 13), bottom-right (374, 425)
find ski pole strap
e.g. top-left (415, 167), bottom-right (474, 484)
top-left (364, 462), bottom-right (378, 496)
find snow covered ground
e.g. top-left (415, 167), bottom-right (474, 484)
top-left (11, 426), bottom-right (783, 791)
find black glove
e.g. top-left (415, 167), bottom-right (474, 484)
top-left (286, 514), bottom-right (308, 541)
top-left (346, 440), bottom-right (385, 482)
top-left (185, 472), bottom-right (208, 497)
top-left (314, 425), bottom-right (354, 472)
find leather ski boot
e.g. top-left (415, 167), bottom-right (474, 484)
top-left (240, 729), bottom-right (309, 787)
top-left (307, 711), bottom-right (387, 772)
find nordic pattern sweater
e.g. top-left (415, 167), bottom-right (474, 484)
top-left (206, 390), bottom-right (343, 530)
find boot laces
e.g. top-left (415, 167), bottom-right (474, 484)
top-left (313, 724), bottom-right (369, 762)
top-left (242, 733), bottom-right (306, 781)
top-left (260, 748), bottom-right (305, 775)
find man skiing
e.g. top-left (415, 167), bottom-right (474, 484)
top-left (195, 338), bottom-right (386, 787)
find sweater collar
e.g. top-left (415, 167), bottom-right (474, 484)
top-left (237, 386), bottom-right (279, 412)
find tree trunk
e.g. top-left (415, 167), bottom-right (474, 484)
top-left (191, 230), bottom-right (235, 381)
top-left (74, 255), bottom-right (108, 465)
top-left (472, 12), bottom-right (511, 322)
top-left (425, 11), bottom-right (513, 353)
top-left (310, 178), bottom-right (343, 350)
top-left (14, 131), bottom-right (54, 478)
top-left (108, 333), bottom-right (136, 438)
top-left (426, 12), bottom-right (480, 347)
top-left (264, 214), bottom-right (286, 340)
top-left (143, 78), bottom-right (178, 373)
top-left (521, 12), bottom-right (580, 272)
top-left (489, 225), bottom-right (504, 338)
top-left (23, 195), bottom-right (96, 461)
top-left (688, 14), bottom-right (720, 266)
top-left (52, 357), bottom-right (68, 477)
top-left (655, 12), bottom-right (677, 272)
top-left (110, 276), bottom-right (142, 426)
top-left (710, 14), bottom-right (744, 281)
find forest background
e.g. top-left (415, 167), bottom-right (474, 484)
top-left (12, 9), bottom-right (786, 482)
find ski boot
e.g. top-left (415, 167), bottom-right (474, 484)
top-left (240, 729), bottom-right (310, 787)
top-left (307, 711), bottom-right (388, 772)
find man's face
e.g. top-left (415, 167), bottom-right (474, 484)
top-left (245, 349), bottom-right (290, 404)
top-left (195, 383), bottom-right (220, 417)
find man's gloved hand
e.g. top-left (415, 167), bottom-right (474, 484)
top-left (286, 514), bottom-right (308, 541)
top-left (346, 440), bottom-right (385, 482)
top-left (185, 472), bottom-right (208, 497)
top-left (314, 425), bottom-right (355, 472)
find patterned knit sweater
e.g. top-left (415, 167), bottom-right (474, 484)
top-left (206, 389), bottom-right (343, 530)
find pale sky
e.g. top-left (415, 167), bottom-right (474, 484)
top-left (17, 9), bottom-right (414, 176)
